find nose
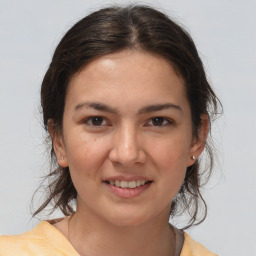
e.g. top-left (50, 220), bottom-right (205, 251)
top-left (108, 123), bottom-right (146, 167)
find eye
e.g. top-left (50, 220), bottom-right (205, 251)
top-left (84, 116), bottom-right (108, 126)
top-left (146, 117), bottom-right (173, 127)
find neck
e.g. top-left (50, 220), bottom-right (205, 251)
top-left (68, 206), bottom-right (175, 256)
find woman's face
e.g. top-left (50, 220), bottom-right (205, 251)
top-left (54, 51), bottom-right (206, 226)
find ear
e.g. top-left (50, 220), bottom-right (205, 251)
top-left (48, 119), bottom-right (69, 167)
top-left (187, 114), bottom-right (209, 167)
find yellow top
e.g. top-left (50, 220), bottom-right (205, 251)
top-left (0, 221), bottom-right (217, 256)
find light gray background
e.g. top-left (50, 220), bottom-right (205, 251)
top-left (0, 0), bottom-right (255, 255)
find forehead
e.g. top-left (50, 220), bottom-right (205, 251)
top-left (66, 50), bottom-right (189, 112)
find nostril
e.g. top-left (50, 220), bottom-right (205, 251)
top-left (109, 149), bottom-right (147, 167)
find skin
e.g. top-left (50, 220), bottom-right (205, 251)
top-left (51, 50), bottom-right (208, 256)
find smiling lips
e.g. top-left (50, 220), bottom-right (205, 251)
top-left (107, 180), bottom-right (148, 188)
top-left (104, 179), bottom-right (152, 198)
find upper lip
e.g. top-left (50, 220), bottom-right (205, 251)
top-left (103, 176), bottom-right (152, 182)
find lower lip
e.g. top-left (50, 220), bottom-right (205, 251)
top-left (104, 182), bottom-right (152, 198)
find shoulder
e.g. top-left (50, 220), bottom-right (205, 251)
top-left (180, 232), bottom-right (218, 256)
top-left (0, 221), bottom-right (69, 256)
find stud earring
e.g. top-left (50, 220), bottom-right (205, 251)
top-left (191, 155), bottom-right (196, 160)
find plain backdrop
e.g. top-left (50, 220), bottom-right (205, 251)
top-left (0, 0), bottom-right (255, 255)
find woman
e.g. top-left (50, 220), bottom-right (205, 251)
top-left (0, 5), bottom-right (220, 256)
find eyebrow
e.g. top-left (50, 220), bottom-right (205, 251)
top-left (75, 102), bottom-right (117, 113)
top-left (138, 103), bottom-right (182, 114)
top-left (74, 102), bottom-right (182, 114)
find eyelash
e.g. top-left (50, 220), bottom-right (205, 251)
top-left (145, 117), bottom-right (174, 127)
top-left (83, 116), bottom-right (110, 127)
top-left (83, 116), bottom-right (174, 127)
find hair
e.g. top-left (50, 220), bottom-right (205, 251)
top-left (33, 4), bottom-right (221, 229)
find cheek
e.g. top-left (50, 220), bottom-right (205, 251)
top-left (148, 134), bottom-right (190, 190)
top-left (149, 133), bottom-right (191, 166)
top-left (65, 135), bottom-right (111, 201)
top-left (64, 133), bottom-right (109, 178)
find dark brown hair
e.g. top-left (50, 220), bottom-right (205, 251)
top-left (33, 5), bottom-right (221, 228)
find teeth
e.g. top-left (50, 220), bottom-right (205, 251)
top-left (120, 181), bottom-right (128, 188)
top-left (128, 181), bottom-right (136, 188)
top-left (108, 180), bottom-right (148, 188)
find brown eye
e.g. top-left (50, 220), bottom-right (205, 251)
top-left (146, 117), bottom-right (173, 127)
top-left (152, 117), bottom-right (165, 126)
top-left (85, 116), bottom-right (107, 126)
top-left (91, 116), bottom-right (104, 126)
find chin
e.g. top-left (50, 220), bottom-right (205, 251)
top-left (110, 216), bottom-right (147, 227)
top-left (105, 207), bottom-right (154, 227)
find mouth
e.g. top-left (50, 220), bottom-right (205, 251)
top-left (104, 180), bottom-right (152, 189)
top-left (103, 179), bottom-right (152, 198)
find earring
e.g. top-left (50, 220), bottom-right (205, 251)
top-left (60, 156), bottom-right (64, 161)
top-left (191, 155), bottom-right (196, 160)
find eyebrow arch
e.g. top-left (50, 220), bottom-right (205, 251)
top-left (138, 103), bottom-right (182, 114)
top-left (74, 102), bottom-right (182, 114)
top-left (75, 102), bottom-right (117, 114)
